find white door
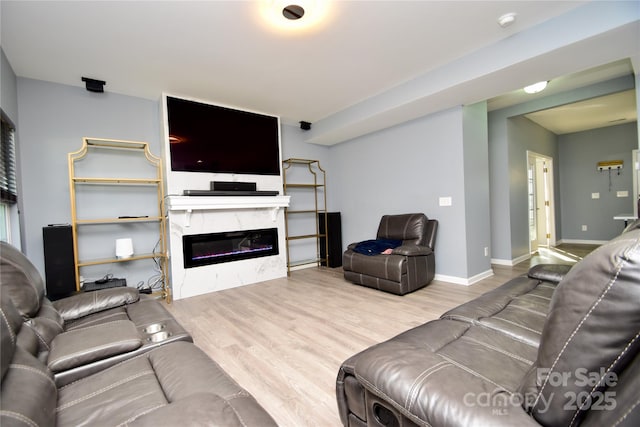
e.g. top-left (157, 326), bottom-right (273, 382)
top-left (535, 159), bottom-right (548, 247)
top-left (527, 151), bottom-right (556, 253)
top-left (527, 158), bottom-right (538, 253)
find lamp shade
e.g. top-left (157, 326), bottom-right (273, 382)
top-left (115, 238), bottom-right (134, 259)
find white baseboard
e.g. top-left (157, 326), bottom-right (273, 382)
top-left (289, 263), bottom-right (319, 272)
top-left (556, 239), bottom-right (608, 245)
top-left (491, 252), bottom-right (530, 267)
top-left (434, 268), bottom-right (494, 286)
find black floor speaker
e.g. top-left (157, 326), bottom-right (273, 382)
top-left (319, 212), bottom-right (342, 268)
top-left (43, 225), bottom-right (77, 300)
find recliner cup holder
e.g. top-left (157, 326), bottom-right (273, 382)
top-left (144, 323), bottom-right (165, 334)
top-left (373, 402), bottom-right (400, 427)
top-left (148, 331), bottom-right (171, 342)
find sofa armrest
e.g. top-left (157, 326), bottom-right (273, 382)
top-left (47, 319), bottom-right (142, 372)
top-left (391, 245), bottom-right (433, 256)
top-left (52, 287), bottom-right (140, 321)
top-left (527, 263), bottom-right (572, 284)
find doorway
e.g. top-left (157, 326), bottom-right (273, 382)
top-left (527, 151), bottom-right (556, 254)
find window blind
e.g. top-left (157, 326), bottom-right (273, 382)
top-left (0, 112), bottom-right (17, 204)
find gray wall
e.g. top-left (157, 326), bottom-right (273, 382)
top-left (488, 75), bottom-right (636, 263)
top-left (280, 124), bottom-right (333, 264)
top-left (12, 78), bottom-right (334, 278)
top-left (1, 49), bottom-right (18, 122)
top-left (16, 78), bottom-right (160, 276)
top-left (507, 116), bottom-right (559, 259)
top-left (16, 79), bottom-right (490, 282)
top-left (559, 122), bottom-right (637, 241)
top-left (330, 106), bottom-right (484, 280)
top-left (280, 123), bottom-right (334, 207)
top-left (11, 73), bottom-right (637, 283)
top-left (462, 102), bottom-right (491, 277)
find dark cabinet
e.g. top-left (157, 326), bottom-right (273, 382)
top-left (319, 212), bottom-right (342, 268)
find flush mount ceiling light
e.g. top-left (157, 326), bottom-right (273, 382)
top-left (524, 81), bottom-right (549, 94)
top-left (261, 0), bottom-right (327, 31)
top-left (497, 12), bottom-right (517, 28)
top-left (283, 4), bottom-right (305, 20)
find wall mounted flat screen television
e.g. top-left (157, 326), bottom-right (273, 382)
top-left (166, 96), bottom-right (281, 175)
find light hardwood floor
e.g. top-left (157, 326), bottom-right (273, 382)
top-left (165, 245), bottom-right (594, 427)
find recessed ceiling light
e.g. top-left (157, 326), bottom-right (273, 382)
top-left (497, 12), bottom-right (517, 28)
top-left (524, 81), bottom-right (548, 94)
top-left (261, 0), bottom-right (328, 31)
top-left (283, 4), bottom-right (305, 20)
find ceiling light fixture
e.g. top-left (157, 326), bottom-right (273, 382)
top-left (524, 81), bottom-right (548, 94)
top-left (497, 12), bottom-right (517, 28)
top-left (261, 0), bottom-right (327, 31)
top-left (283, 4), bottom-right (305, 20)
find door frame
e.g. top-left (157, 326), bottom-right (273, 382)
top-left (527, 151), bottom-right (556, 253)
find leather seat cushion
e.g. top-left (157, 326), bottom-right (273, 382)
top-left (442, 275), bottom-right (556, 346)
top-left (352, 319), bottom-right (540, 427)
top-left (56, 341), bottom-right (275, 426)
top-left (343, 251), bottom-right (405, 282)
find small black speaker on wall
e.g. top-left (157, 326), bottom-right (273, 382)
top-left (319, 212), bottom-right (342, 268)
top-left (43, 225), bottom-right (77, 300)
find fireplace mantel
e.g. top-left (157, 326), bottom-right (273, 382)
top-left (166, 194), bottom-right (290, 300)
top-left (167, 195), bottom-right (290, 210)
top-left (167, 195), bottom-right (290, 226)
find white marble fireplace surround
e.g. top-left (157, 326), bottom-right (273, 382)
top-left (167, 195), bottom-right (290, 300)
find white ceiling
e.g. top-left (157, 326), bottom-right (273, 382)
top-left (490, 59), bottom-right (637, 135)
top-left (524, 89), bottom-right (637, 135)
top-left (1, 1), bottom-right (638, 141)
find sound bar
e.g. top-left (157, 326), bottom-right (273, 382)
top-left (211, 181), bottom-right (257, 192)
top-left (183, 190), bottom-right (280, 196)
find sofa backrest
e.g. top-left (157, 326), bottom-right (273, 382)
top-left (1, 241), bottom-right (46, 317)
top-left (1, 291), bottom-right (57, 427)
top-left (376, 213), bottom-right (436, 249)
top-left (1, 292), bottom-right (20, 380)
top-left (519, 228), bottom-right (640, 427)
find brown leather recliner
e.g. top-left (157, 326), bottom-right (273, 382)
top-left (342, 213), bottom-right (437, 295)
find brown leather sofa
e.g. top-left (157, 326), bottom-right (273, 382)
top-left (0, 242), bottom-right (277, 426)
top-left (0, 241), bottom-right (192, 386)
top-left (337, 227), bottom-right (640, 427)
top-left (343, 213), bottom-right (438, 295)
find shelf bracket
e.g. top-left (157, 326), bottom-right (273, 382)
top-left (271, 207), bottom-right (279, 222)
top-left (185, 209), bottom-right (193, 227)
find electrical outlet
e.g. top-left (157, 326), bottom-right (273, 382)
top-left (439, 196), bottom-right (452, 207)
top-left (582, 225), bottom-right (588, 231)
top-left (591, 192), bottom-right (600, 199)
top-left (484, 247), bottom-right (489, 257)
top-left (616, 190), bottom-right (629, 198)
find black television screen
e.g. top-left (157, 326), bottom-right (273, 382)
top-left (166, 96), bottom-right (280, 175)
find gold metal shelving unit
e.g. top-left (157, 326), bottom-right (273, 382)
top-left (282, 158), bottom-right (328, 273)
top-left (68, 137), bottom-right (170, 302)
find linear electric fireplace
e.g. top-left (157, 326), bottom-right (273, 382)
top-left (183, 228), bottom-right (279, 268)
